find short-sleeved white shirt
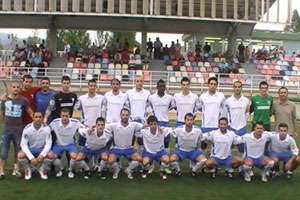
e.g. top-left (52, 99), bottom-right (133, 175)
top-left (268, 132), bottom-right (299, 155)
top-left (242, 132), bottom-right (270, 159)
top-left (148, 92), bottom-right (173, 122)
top-left (103, 90), bottom-right (127, 124)
top-left (172, 125), bottom-right (203, 151)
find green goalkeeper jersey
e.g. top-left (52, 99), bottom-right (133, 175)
top-left (250, 95), bottom-right (273, 125)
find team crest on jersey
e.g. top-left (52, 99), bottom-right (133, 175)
top-left (24, 134), bottom-right (28, 139)
top-left (72, 98), bottom-right (75, 102)
top-left (50, 99), bottom-right (55, 105)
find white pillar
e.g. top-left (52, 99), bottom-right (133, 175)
top-left (49, 0), bottom-right (57, 11)
top-left (96, 0), bottom-right (103, 13)
top-left (25, 0), bottom-right (34, 11)
top-left (72, 0), bottom-right (80, 12)
top-left (37, 0), bottom-right (45, 11)
top-left (84, 0), bottom-right (91, 12)
top-left (61, 0), bottom-right (68, 12)
top-left (14, 0), bottom-right (22, 11)
top-left (3, 0), bottom-right (11, 11)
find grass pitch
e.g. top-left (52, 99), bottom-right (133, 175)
top-left (1, 122), bottom-right (300, 200)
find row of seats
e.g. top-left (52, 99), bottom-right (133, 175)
top-left (253, 59), bottom-right (299, 66)
top-left (66, 62), bottom-right (148, 70)
top-left (166, 65), bottom-right (245, 74)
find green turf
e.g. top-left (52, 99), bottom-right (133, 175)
top-left (1, 121), bottom-right (300, 200)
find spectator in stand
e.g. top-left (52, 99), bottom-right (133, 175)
top-left (225, 49), bottom-right (234, 64)
top-left (162, 45), bottom-right (169, 58)
top-left (113, 38), bottom-right (122, 52)
top-left (121, 50), bottom-right (130, 64)
top-left (244, 46), bottom-right (251, 63)
top-left (170, 42), bottom-right (176, 59)
top-left (175, 39), bottom-right (181, 51)
top-left (195, 41), bottom-right (202, 53)
top-left (154, 37), bottom-right (162, 59)
top-left (238, 42), bottom-right (245, 63)
top-left (147, 38), bottom-right (153, 59)
top-left (123, 39), bottom-right (130, 51)
top-left (114, 51), bottom-right (122, 64)
top-left (203, 42), bottom-right (211, 54)
top-left (134, 46), bottom-right (141, 55)
top-left (14, 49), bottom-right (25, 61)
top-left (63, 41), bottom-right (71, 59)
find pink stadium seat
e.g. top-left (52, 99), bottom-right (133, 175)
top-left (259, 60), bottom-right (265, 64)
top-left (235, 74), bottom-right (242, 79)
top-left (68, 57), bottom-right (75, 62)
top-left (188, 56), bottom-right (195, 62)
top-left (107, 75), bottom-right (114, 81)
top-left (100, 74), bottom-right (108, 81)
top-left (266, 70), bottom-right (273, 75)
top-left (188, 72), bottom-right (195, 77)
top-left (0, 72), bottom-right (6, 78)
top-left (210, 62), bottom-right (217, 67)
top-left (102, 53), bottom-right (109, 59)
top-left (260, 70), bottom-right (267, 75)
top-left (240, 79), bottom-right (246, 85)
top-left (81, 63), bottom-right (87, 68)
top-left (271, 60), bottom-right (277, 65)
top-left (204, 78), bottom-right (209, 84)
top-left (74, 62), bottom-right (81, 68)
top-left (144, 75), bottom-right (150, 82)
top-left (269, 65), bottom-right (275, 70)
top-left (172, 60), bottom-right (179, 66)
top-left (226, 78), bottom-right (232, 85)
top-left (13, 61), bottom-right (20, 67)
top-left (206, 67), bottom-right (212, 72)
top-left (257, 65), bottom-right (263, 70)
top-left (229, 73), bottom-right (235, 79)
top-left (187, 66), bottom-right (193, 72)
top-left (2, 67), bottom-right (9, 73)
top-left (143, 70), bottom-right (150, 76)
top-left (268, 79), bottom-right (275, 86)
top-left (273, 70), bottom-right (280, 75)
top-left (202, 73), bottom-right (209, 79)
top-left (265, 75), bottom-right (271, 81)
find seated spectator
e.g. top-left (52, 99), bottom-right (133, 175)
top-left (121, 50), bottom-right (129, 64)
top-left (134, 46), bottom-right (141, 55)
top-left (114, 51), bottom-right (122, 64)
top-left (14, 49), bottom-right (25, 61)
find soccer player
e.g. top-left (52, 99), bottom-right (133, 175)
top-left (204, 117), bottom-right (244, 179)
top-left (169, 113), bottom-right (207, 177)
top-left (103, 78), bottom-right (127, 124)
top-left (75, 79), bottom-right (105, 148)
top-left (250, 81), bottom-right (273, 131)
top-left (138, 115), bottom-right (170, 179)
top-left (19, 74), bottom-right (41, 126)
top-left (242, 121), bottom-right (275, 182)
top-left (148, 79), bottom-right (173, 173)
top-left (172, 77), bottom-right (199, 127)
top-left (125, 76), bottom-right (150, 155)
top-left (224, 81), bottom-right (250, 172)
top-left (105, 108), bottom-right (144, 179)
top-left (41, 108), bottom-right (85, 178)
top-left (272, 87), bottom-right (298, 137)
top-left (268, 123), bottom-right (300, 179)
top-left (43, 75), bottom-right (77, 123)
top-left (75, 117), bottom-right (110, 179)
top-left (199, 77), bottom-right (225, 150)
top-left (17, 111), bottom-right (52, 180)
top-left (34, 77), bottom-right (56, 123)
top-left (0, 81), bottom-right (33, 179)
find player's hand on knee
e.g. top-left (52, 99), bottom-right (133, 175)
top-left (30, 158), bottom-right (38, 165)
top-left (36, 155), bottom-right (44, 163)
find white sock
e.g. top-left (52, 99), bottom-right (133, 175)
top-left (170, 162), bottom-right (180, 172)
top-left (264, 160), bottom-right (274, 170)
top-left (159, 162), bottom-right (169, 171)
top-left (53, 159), bottom-right (64, 170)
top-left (98, 160), bottom-right (108, 172)
top-left (192, 159), bottom-right (207, 172)
top-left (18, 158), bottom-right (30, 169)
top-left (68, 159), bottom-right (76, 171)
top-left (128, 160), bottom-right (140, 171)
top-left (40, 158), bottom-right (53, 171)
top-left (110, 162), bottom-right (119, 171)
top-left (77, 160), bottom-right (90, 171)
top-left (243, 164), bottom-right (252, 172)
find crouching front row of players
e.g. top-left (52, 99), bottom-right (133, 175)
top-left (17, 108), bottom-right (300, 182)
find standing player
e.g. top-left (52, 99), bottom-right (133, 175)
top-left (224, 81), bottom-right (250, 173)
top-left (199, 77), bottom-right (225, 150)
top-left (41, 108), bottom-right (85, 178)
top-left (34, 77), bottom-right (56, 123)
top-left (105, 108), bottom-right (144, 179)
top-left (103, 78), bottom-right (127, 124)
top-left (242, 122), bottom-right (275, 182)
top-left (138, 115), bottom-right (170, 179)
top-left (204, 117), bottom-right (244, 179)
top-left (43, 75), bottom-right (77, 123)
top-left (0, 81), bottom-right (33, 179)
top-left (148, 79), bottom-right (173, 172)
top-left (268, 123), bottom-right (300, 179)
top-left (125, 76), bottom-right (150, 155)
top-left (17, 111), bottom-right (52, 180)
top-left (75, 117), bottom-right (110, 179)
top-left (169, 113), bottom-right (207, 177)
top-left (272, 87), bottom-right (298, 137)
top-left (19, 74), bottom-right (41, 126)
top-left (172, 77), bottom-right (199, 127)
top-left (250, 81), bottom-right (273, 131)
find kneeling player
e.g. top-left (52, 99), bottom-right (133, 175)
top-left (204, 117), bottom-right (244, 179)
top-left (242, 121), bottom-right (274, 182)
top-left (106, 108), bottom-right (144, 179)
top-left (76, 117), bottom-right (110, 179)
top-left (18, 112), bottom-right (52, 180)
top-left (169, 113), bottom-right (207, 177)
top-left (41, 108), bottom-right (85, 178)
top-left (138, 115), bottom-right (170, 179)
top-left (268, 123), bottom-right (300, 179)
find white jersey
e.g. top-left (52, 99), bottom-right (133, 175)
top-left (21, 123), bottom-right (52, 160)
top-left (268, 132), bottom-right (299, 155)
top-left (172, 92), bottom-right (199, 123)
top-left (49, 118), bottom-right (83, 146)
top-left (242, 132), bottom-right (271, 159)
top-left (203, 129), bottom-right (243, 159)
top-left (76, 93), bottom-right (105, 126)
top-left (103, 90), bottom-right (127, 124)
top-left (224, 95), bottom-right (250, 130)
top-left (171, 125), bottom-right (203, 151)
top-left (199, 91), bottom-right (225, 128)
top-left (137, 127), bottom-right (169, 154)
top-left (126, 88), bottom-right (150, 123)
top-left (104, 121), bottom-right (143, 149)
top-left (78, 128), bottom-right (110, 151)
top-left (148, 92), bottom-right (173, 122)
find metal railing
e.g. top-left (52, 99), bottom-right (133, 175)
top-left (0, 66), bottom-right (299, 95)
top-left (0, 0), bottom-right (288, 24)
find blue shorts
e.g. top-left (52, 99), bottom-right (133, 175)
top-left (246, 155), bottom-right (265, 169)
top-left (173, 148), bottom-right (202, 162)
top-left (176, 121), bottom-right (185, 127)
top-left (201, 127), bottom-right (218, 133)
top-left (157, 121), bottom-right (170, 127)
top-left (228, 127), bottom-right (247, 149)
top-left (21, 147), bottom-right (43, 158)
top-left (268, 151), bottom-right (293, 163)
top-left (52, 144), bottom-right (78, 157)
top-left (110, 148), bottom-right (137, 161)
top-left (143, 150), bottom-right (167, 163)
top-left (80, 146), bottom-right (107, 160)
top-left (211, 155), bottom-right (233, 168)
